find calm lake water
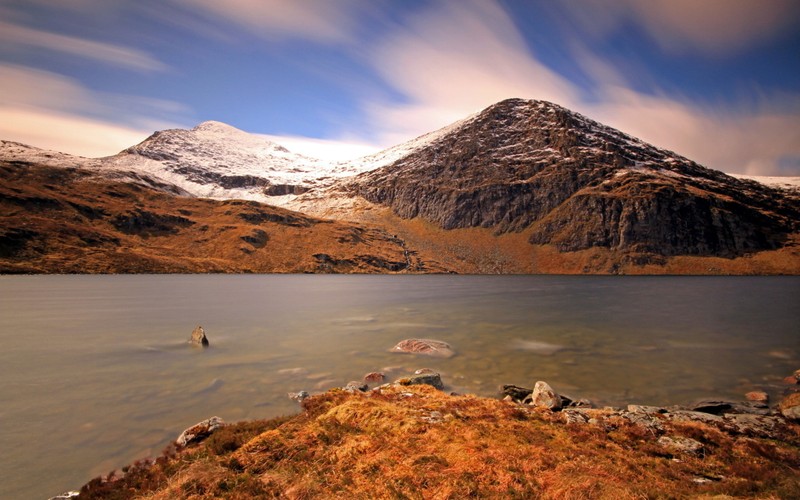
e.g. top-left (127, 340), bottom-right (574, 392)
top-left (1, 275), bottom-right (798, 499)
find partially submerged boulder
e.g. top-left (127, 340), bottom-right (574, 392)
top-left (390, 339), bottom-right (454, 358)
top-left (176, 416), bottom-right (224, 447)
top-left (190, 325), bottom-right (209, 347)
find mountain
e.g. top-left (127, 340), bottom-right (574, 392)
top-left (336, 98), bottom-right (799, 263)
top-left (101, 121), bottom-right (382, 202)
top-left (1, 99), bottom-right (799, 274)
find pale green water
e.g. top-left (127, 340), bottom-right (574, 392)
top-left (0, 275), bottom-right (798, 499)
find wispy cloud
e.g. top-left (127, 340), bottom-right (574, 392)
top-left (589, 87), bottom-right (800, 176)
top-left (176, 0), bottom-right (360, 43)
top-left (0, 64), bottom-right (185, 156)
top-left (0, 20), bottom-right (167, 72)
top-left (363, 0), bottom-right (578, 146)
top-left (558, 0), bottom-right (800, 56)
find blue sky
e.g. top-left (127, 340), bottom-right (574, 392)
top-left (1, 0), bottom-right (799, 175)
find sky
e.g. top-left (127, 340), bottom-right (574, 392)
top-left (1, 0), bottom-right (799, 176)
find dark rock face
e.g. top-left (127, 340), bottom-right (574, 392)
top-left (348, 98), bottom-right (799, 258)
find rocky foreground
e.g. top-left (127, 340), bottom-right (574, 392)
top-left (61, 369), bottom-right (800, 499)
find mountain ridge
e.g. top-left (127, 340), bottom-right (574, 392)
top-left (1, 98), bottom-right (799, 274)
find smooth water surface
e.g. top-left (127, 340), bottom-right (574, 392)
top-left (1, 275), bottom-right (798, 499)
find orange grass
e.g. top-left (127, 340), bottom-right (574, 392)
top-left (79, 385), bottom-right (800, 499)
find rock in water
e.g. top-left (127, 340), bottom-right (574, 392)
top-left (528, 381), bottom-right (562, 410)
top-left (363, 372), bottom-right (386, 383)
top-left (190, 325), bottom-right (209, 347)
top-left (176, 416), bottom-right (224, 447)
top-left (745, 391), bottom-right (769, 404)
top-left (390, 339), bottom-right (454, 358)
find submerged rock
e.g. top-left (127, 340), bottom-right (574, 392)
top-left (745, 391), bottom-right (769, 404)
top-left (176, 416), bottom-right (224, 447)
top-left (390, 339), bottom-right (455, 358)
top-left (190, 325), bottom-right (209, 347)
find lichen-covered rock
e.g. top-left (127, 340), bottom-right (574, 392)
top-left (527, 381), bottom-right (562, 410)
top-left (190, 325), bottom-right (209, 347)
top-left (390, 339), bottom-right (454, 358)
top-left (176, 416), bottom-right (224, 447)
top-left (779, 392), bottom-right (800, 421)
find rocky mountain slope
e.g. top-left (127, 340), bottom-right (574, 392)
top-left (340, 98), bottom-right (800, 260)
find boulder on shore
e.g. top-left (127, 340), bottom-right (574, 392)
top-left (190, 325), bottom-right (209, 347)
top-left (526, 381), bottom-right (562, 410)
top-left (390, 339), bottom-right (454, 358)
top-left (176, 416), bottom-right (224, 447)
top-left (779, 392), bottom-right (800, 422)
top-left (397, 372), bottom-right (445, 390)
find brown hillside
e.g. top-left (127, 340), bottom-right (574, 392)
top-left (0, 161), bottom-right (450, 274)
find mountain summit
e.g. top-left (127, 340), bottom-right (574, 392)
top-left (343, 98), bottom-right (799, 260)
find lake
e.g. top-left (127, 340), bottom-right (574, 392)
top-left (1, 275), bottom-right (798, 499)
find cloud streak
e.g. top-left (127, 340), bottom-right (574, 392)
top-left (176, 0), bottom-right (360, 43)
top-left (0, 64), bottom-right (184, 156)
top-left (557, 0), bottom-right (800, 56)
top-left (363, 0), bottom-right (578, 147)
top-left (0, 20), bottom-right (167, 72)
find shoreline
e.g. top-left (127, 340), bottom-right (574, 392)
top-left (58, 369), bottom-right (800, 499)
